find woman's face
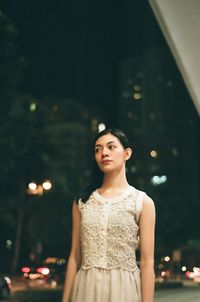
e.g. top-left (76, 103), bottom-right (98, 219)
top-left (94, 133), bottom-right (131, 173)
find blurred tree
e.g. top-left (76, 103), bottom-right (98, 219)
top-left (0, 12), bottom-right (52, 272)
top-left (0, 11), bottom-right (28, 273)
top-left (0, 35), bottom-right (94, 269)
top-left (23, 99), bottom-right (93, 261)
top-left (0, 11), bottom-right (26, 113)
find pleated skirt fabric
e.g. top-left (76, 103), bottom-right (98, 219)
top-left (70, 267), bottom-right (141, 302)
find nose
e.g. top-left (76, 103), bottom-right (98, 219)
top-left (102, 147), bottom-right (109, 157)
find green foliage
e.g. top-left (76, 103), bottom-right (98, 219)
top-left (0, 96), bottom-right (48, 197)
top-left (0, 11), bottom-right (27, 107)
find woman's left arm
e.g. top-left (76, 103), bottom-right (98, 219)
top-left (139, 195), bottom-right (156, 302)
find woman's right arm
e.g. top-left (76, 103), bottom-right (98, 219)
top-left (61, 201), bottom-right (82, 302)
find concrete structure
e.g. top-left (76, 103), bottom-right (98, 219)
top-left (149, 0), bottom-right (200, 115)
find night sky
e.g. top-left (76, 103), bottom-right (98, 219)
top-left (1, 0), bottom-right (165, 124)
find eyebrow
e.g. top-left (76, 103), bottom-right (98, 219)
top-left (95, 140), bottom-right (117, 147)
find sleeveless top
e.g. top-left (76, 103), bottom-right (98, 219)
top-left (78, 186), bottom-right (146, 272)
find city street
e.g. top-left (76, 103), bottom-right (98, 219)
top-left (155, 286), bottom-right (200, 302)
top-left (10, 286), bottom-right (200, 302)
top-left (7, 278), bottom-right (200, 302)
top-left (3, 287), bottom-right (200, 302)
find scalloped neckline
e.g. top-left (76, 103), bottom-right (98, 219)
top-left (93, 186), bottom-right (134, 203)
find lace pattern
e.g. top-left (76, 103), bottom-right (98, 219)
top-left (78, 187), bottom-right (145, 272)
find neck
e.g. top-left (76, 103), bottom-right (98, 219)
top-left (101, 166), bottom-right (129, 190)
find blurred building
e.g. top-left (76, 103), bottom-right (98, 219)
top-left (119, 47), bottom-right (200, 248)
top-left (41, 97), bottom-right (106, 193)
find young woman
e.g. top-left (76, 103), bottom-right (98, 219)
top-left (62, 128), bottom-right (155, 302)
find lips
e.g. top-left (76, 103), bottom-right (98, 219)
top-left (101, 160), bottom-right (113, 164)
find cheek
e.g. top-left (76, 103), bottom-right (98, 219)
top-left (118, 152), bottom-right (127, 165)
top-left (114, 149), bottom-right (125, 159)
top-left (94, 153), bottom-right (101, 163)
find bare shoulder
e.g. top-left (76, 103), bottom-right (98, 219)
top-left (72, 201), bottom-right (81, 216)
top-left (140, 194), bottom-right (156, 228)
top-left (141, 194), bottom-right (156, 218)
top-left (73, 200), bottom-right (79, 209)
top-left (143, 194), bottom-right (155, 208)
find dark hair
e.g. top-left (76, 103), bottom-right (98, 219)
top-left (76, 128), bottom-right (131, 203)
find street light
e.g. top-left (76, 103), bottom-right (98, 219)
top-left (42, 180), bottom-right (52, 190)
top-left (98, 123), bottom-right (106, 132)
top-left (28, 182), bottom-right (37, 191)
top-left (12, 179), bottom-right (52, 274)
top-left (27, 180), bottom-right (52, 196)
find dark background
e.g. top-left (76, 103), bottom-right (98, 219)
top-left (0, 0), bottom-right (199, 274)
top-left (1, 0), bottom-right (165, 124)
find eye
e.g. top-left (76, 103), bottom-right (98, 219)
top-left (109, 145), bottom-right (116, 150)
top-left (95, 148), bottom-right (101, 153)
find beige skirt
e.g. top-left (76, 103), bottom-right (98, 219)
top-left (70, 267), bottom-right (141, 302)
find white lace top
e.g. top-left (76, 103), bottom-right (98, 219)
top-left (78, 186), bottom-right (146, 272)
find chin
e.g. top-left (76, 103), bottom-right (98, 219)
top-left (100, 166), bottom-right (115, 173)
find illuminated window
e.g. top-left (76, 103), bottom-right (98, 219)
top-left (130, 166), bottom-right (137, 173)
top-left (133, 93), bottom-right (142, 100)
top-left (98, 123), bottom-right (106, 132)
top-left (150, 150), bottom-right (158, 158)
top-left (151, 175), bottom-right (167, 185)
top-left (133, 84), bottom-right (141, 91)
top-left (91, 118), bottom-right (98, 132)
top-left (52, 105), bottom-right (58, 111)
top-left (30, 103), bottom-right (36, 112)
top-left (149, 113), bottom-right (156, 120)
top-left (172, 147), bottom-right (179, 157)
top-left (127, 112), bottom-right (134, 118)
top-left (167, 80), bottom-right (173, 87)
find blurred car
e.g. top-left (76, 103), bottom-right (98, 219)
top-left (186, 267), bottom-right (200, 284)
top-left (20, 257), bottom-right (66, 287)
top-left (0, 277), bottom-right (12, 300)
top-left (21, 264), bottom-right (51, 288)
top-left (43, 257), bottom-right (66, 287)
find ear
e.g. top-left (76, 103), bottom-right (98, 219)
top-left (124, 148), bottom-right (132, 161)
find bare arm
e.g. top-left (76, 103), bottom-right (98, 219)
top-left (139, 195), bottom-right (156, 302)
top-left (61, 202), bottom-right (82, 302)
